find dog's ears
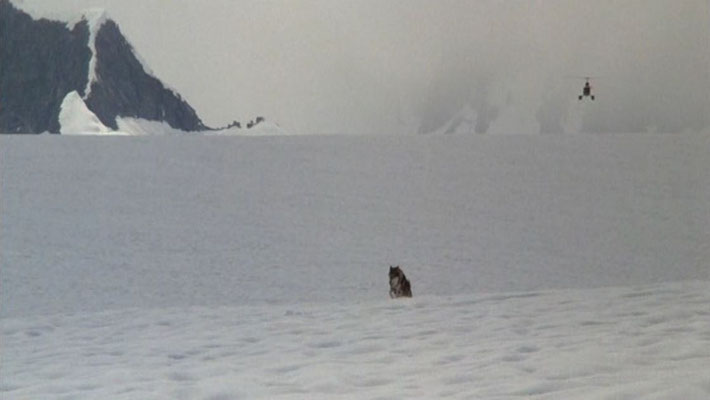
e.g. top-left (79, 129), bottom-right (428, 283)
top-left (389, 265), bottom-right (395, 271)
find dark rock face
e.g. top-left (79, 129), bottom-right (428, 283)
top-left (0, 0), bottom-right (206, 133)
top-left (85, 20), bottom-right (205, 131)
top-left (0, 0), bottom-right (91, 133)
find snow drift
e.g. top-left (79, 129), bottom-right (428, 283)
top-left (58, 91), bottom-right (111, 135)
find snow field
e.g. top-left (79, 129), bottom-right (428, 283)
top-left (1, 134), bottom-right (707, 317)
top-left (1, 133), bottom-right (708, 399)
top-left (2, 282), bottom-right (709, 399)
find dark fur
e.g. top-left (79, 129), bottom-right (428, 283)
top-left (389, 266), bottom-right (412, 298)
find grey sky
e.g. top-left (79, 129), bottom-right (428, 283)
top-left (22, 0), bottom-right (710, 134)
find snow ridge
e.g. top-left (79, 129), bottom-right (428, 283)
top-left (66, 9), bottom-right (109, 99)
top-left (126, 43), bottom-right (183, 98)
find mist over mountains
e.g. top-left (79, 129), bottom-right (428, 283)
top-left (410, 1), bottom-right (710, 135)
top-left (38, 0), bottom-right (701, 135)
top-left (3, 0), bottom-right (709, 135)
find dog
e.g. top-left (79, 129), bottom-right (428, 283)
top-left (389, 265), bottom-right (412, 298)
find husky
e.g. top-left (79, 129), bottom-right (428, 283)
top-left (389, 265), bottom-right (412, 298)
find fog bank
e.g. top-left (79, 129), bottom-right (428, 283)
top-left (20, 0), bottom-right (710, 134)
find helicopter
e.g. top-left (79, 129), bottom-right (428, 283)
top-left (569, 76), bottom-right (599, 101)
top-left (579, 78), bottom-right (594, 101)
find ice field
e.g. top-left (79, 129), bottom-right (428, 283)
top-left (1, 133), bottom-right (708, 399)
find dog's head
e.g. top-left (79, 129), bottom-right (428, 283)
top-left (389, 265), bottom-right (404, 281)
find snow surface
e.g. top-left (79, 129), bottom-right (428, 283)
top-left (115, 116), bottom-right (186, 136)
top-left (58, 91), bottom-right (112, 135)
top-left (1, 133), bottom-right (708, 399)
top-left (3, 282), bottom-right (709, 400)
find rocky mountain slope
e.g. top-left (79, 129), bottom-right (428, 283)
top-left (0, 0), bottom-right (205, 133)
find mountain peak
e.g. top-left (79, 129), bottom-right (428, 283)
top-left (67, 8), bottom-right (108, 31)
top-left (0, 1), bottom-right (206, 133)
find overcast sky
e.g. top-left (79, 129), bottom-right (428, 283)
top-left (21, 0), bottom-right (710, 134)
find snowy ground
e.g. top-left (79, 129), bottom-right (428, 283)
top-left (3, 282), bottom-right (709, 399)
top-left (1, 133), bottom-right (709, 399)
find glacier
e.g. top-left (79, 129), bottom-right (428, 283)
top-left (1, 133), bottom-right (708, 399)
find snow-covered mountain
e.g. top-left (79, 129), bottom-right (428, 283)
top-left (420, 88), bottom-right (543, 135)
top-left (421, 104), bottom-right (480, 135)
top-left (0, 0), bottom-right (206, 134)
